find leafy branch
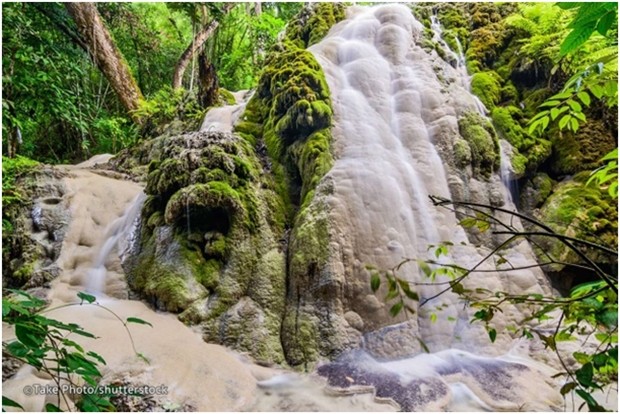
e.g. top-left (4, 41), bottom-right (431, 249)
top-left (369, 196), bottom-right (618, 411)
top-left (2, 290), bottom-right (152, 412)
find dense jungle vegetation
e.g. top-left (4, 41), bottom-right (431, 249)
top-left (2, 2), bottom-right (618, 412)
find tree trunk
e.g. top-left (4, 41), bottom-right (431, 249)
top-left (65, 3), bottom-right (143, 123)
top-left (172, 3), bottom-right (233, 90)
top-left (197, 52), bottom-right (219, 108)
top-left (172, 19), bottom-right (220, 90)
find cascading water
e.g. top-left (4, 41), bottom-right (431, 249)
top-left (200, 90), bottom-right (252, 133)
top-left (85, 192), bottom-right (145, 295)
top-left (302, 4), bottom-right (561, 410)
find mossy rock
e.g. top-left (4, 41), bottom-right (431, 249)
top-left (491, 106), bottom-right (534, 151)
top-left (471, 71), bottom-right (502, 109)
top-left (125, 129), bottom-right (288, 364)
top-left (284, 3), bottom-right (346, 49)
top-left (550, 119), bottom-right (617, 176)
top-left (235, 13), bottom-right (336, 212)
top-left (536, 176), bottom-right (617, 266)
top-left (524, 138), bottom-right (552, 173)
top-left (457, 112), bottom-right (500, 179)
top-left (519, 172), bottom-right (554, 213)
top-left (127, 226), bottom-right (209, 313)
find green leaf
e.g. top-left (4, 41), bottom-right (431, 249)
top-left (560, 26), bottom-right (595, 56)
top-left (573, 352), bottom-right (591, 364)
top-left (87, 350), bottom-right (107, 365)
top-left (550, 107), bottom-right (561, 120)
top-left (539, 100), bottom-right (561, 108)
top-left (15, 322), bottom-right (46, 348)
top-left (417, 260), bottom-right (432, 278)
top-left (559, 114), bottom-right (572, 129)
top-left (6, 340), bottom-right (30, 358)
top-left (417, 337), bottom-right (430, 353)
top-left (476, 219), bottom-right (490, 232)
top-left (77, 292), bottom-right (96, 304)
top-left (575, 389), bottom-right (604, 411)
top-left (451, 282), bottom-right (465, 295)
top-left (596, 10), bottom-right (616, 35)
top-left (589, 84), bottom-right (605, 99)
top-left (556, 2), bottom-right (581, 10)
top-left (403, 289), bottom-right (419, 301)
top-left (576, 362), bottom-right (594, 387)
top-left (573, 111), bottom-right (586, 122)
top-left (430, 313), bottom-right (437, 323)
top-left (370, 273), bottom-right (381, 293)
top-left (577, 91), bottom-right (591, 106)
top-left (389, 302), bottom-right (404, 317)
top-left (3, 396), bottom-right (24, 410)
top-left (488, 328), bottom-right (497, 343)
top-left (2, 299), bottom-right (11, 317)
top-left (570, 117), bottom-right (579, 132)
top-left (566, 99), bottom-right (582, 112)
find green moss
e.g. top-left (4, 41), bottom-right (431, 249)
top-left (13, 262), bottom-right (35, 283)
top-left (538, 179), bottom-right (617, 265)
top-left (130, 236), bottom-right (207, 313)
top-left (453, 138), bottom-right (472, 167)
top-left (458, 112), bottom-right (500, 179)
top-left (471, 71), bottom-right (502, 109)
top-left (491, 106), bottom-right (534, 151)
top-left (196, 258), bottom-right (221, 290)
top-left (510, 152), bottom-right (528, 177)
top-left (550, 119), bottom-right (617, 176)
top-left (524, 138), bottom-right (552, 173)
top-left (146, 211), bottom-right (165, 229)
top-left (500, 82), bottom-right (519, 104)
top-left (218, 88), bottom-right (236, 106)
top-left (284, 3), bottom-right (346, 49)
top-left (235, 29), bottom-right (335, 212)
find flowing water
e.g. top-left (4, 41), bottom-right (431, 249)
top-left (306, 4), bottom-right (563, 409)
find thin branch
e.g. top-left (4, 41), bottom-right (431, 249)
top-left (493, 231), bottom-right (618, 256)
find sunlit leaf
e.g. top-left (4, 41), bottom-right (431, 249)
top-left (577, 91), bottom-right (591, 106)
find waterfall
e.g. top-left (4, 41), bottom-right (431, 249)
top-left (305, 5), bottom-right (560, 410)
top-left (85, 192), bottom-right (145, 295)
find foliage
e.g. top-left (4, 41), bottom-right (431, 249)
top-left (2, 290), bottom-right (151, 412)
top-left (133, 86), bottom-right (205, 133)
top-left (588, 149), bottom-right (619, 199)
top-left (2, 3), bottom-right (140, 162)
top-left (527, 2), bottom-right (618, 207)
top-left (206, 5), bottom-right (293, 91)
top-left (371, 196), bottom-right (618, 411)
top-left (2, 155), bottom-right (39, 237)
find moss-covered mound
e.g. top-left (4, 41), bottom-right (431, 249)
top-left (234, 3), bottom-right (346, 368)
top-left (284, 3), bottom-right (345, 49)
top-left (549, 119), bottom-right (617, 176)
top-left (457, 112), bottom-right (500, 179)
top-left (125, 131), bottom-right (288, 364)
top-left (235, 21), bottom-right (337, 211)
top-left (537, 174), bottom-right (618, 266)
